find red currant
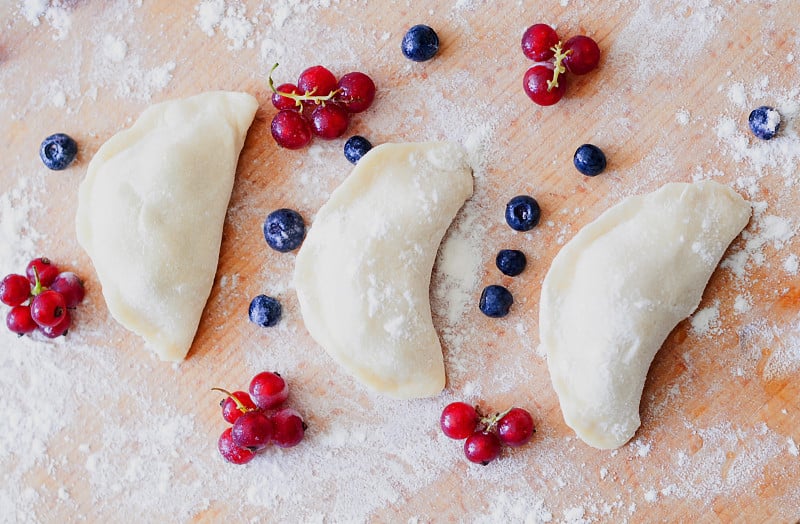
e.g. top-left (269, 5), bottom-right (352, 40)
top-left (271, 110), bottom-right (312, 149)
top-left (497, 407), bottom-right (535, 447)
top-left (0, 274), bottom-right (31, 306)
top-left (310, 103), bottom-right (350, 139)
top-left (218, 427), bottom-right (256, 465)
top-left (297, 65), bottom-right (338, 98)
top-left (336, 72), bottom-right (376, 113)
top-left (272, 83), bottom-right (302, 111)
top-left (26, 257), bottom-right (59, 287)
top-left (271, 407), bottom-right (306, 448)
top-left (523, 64), bottom-right (567, 106)
top-left (464, 431), bottom-right (502, 465)
top-left (231, 410), bottom-right (273, 451)
top-left (521, 24), bottom-right (559, 61)
top-left (30, 290), bottom-right (67, 328)
top-left (249, 371), bottom-right (289, 410)
top-left (6, 305), bottom-right (37, 335)
top-left (39, 310), bottom-right (71, 338)
top-left (220, 390), bottom-right (257, 424)
top-left (562, 35), bottom-right (600, 75)
top-left (440, 402), bottom-right (479, 440)
top-left (49, 272), bottom-right (85, 308)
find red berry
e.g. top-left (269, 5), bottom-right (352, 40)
top-left (440, 402), bottom-right (479, 440)
top-left (231, 410), bottom-right (273, 451)
top-left (218, 427), bottom-right (256, 465)
top-left (271, 110), bottom-right (312, 149)
top-left (49, 272), bottom-right (85, 308)
top-left (272, 83), bottom-right (302, 111)
top-left (310, 103), bottom-right (350, 139)
top-left (26, 257), bottom-right (59, 287)
top-left (562, 35), bottom-right (600, 75)
top-left (497, 408), bottom-right (535, 447)
top-left (521, 24), bottom-right (559, 61)
top-left (271, 407), bottom-right (306, 448)
top-left (297, 65), bottom-right (338, 98)
top-left (336, 72), bottom-right (376, 113)
top-left (464, 431), bottom-right (502, 465)
top-left (220, 391), bottom-right (257, 424)
top-left (0, 274), bottom-right (31, 306)
top-left (39, 310), bottom-right (71, 338)
top-left (6, 305), bottom-right (37, 335)
top-left (249, 371), bottom-right (289, 410)
top-left (523, 64), bottom-right (567, 106)
top-left (30, 290), bottom-right (67, 327)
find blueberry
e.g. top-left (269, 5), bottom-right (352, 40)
top-left (39, 133), bottom-right (78, 170)
top-left (573, 144), bottom-right (606, 176)
top-left (479, 285), bottom-right (513, 318)
top-left (249, 295), bottom-right (282, 327)
top-left (496, 249), bottom-right (527, 277)
top-left (505, 195), bottom-right (541, 232)
top-left (748, 106), bottom-right (781, 140)
top-left (401, 24), bottom-right (440, 62)
top-left (344, 135), bottom-right (373, 164)
top-left (263, 208), bottom-right (306, 252)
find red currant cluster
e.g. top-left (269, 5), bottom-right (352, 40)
top-left (1, 257), bottom-right (85, 338)
top-left (214, 371), bottom-right (306, 465)
top-left (521, 24), bottom-right (600, 106)
top-left (440, 401), bottom-right (535, 465)
top-left (269, 64), bottom-right (376, 149)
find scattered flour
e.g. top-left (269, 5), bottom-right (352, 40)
top-left (690, 301), bottom-right (721, 337)
top-left (19, 0), bottom-right (72, 39)
top-left (784, 253), bottom-right (799, 275)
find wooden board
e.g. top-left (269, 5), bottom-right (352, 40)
top-left (1, 1), bottom-right (799, 521)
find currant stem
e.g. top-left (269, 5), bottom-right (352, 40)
top-left (31, 267), bottom-right (43, 297)
top-left (211, 387), bottom-right (251, 414)
top-left (480, 407), bottom-right (514, 431)
top-left (268, 63), bottom-right (340, 110)
top-left (547, 42), bottom-right (571, 92)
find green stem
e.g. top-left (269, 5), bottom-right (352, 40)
top-left (211, 387), bottom-right (251, 414)
top-left (481, 407), bottom-right (513, 432)
top-left (547, 42), bottom-right (571, 92)
top-left (268, 63), bottom-right (340, 111)
top-left (30, 267), bottom-right (43, 296)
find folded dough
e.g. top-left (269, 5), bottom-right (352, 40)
top-left (294, 142), bottom-right (473, 399)
top-left (76, 91), bottom-right (258, 361)
top-left (540, 180), bottom-right (751, 449)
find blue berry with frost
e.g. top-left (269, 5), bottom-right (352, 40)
top-left (249, 295), bottom-right (282, 327)
top-left (39, 133), bottom-right (78, 170)
top-left (748, 106), bottom-right (780, 140)
top-left (263, 209), bottom-right (306, 252)
top-left (401, 25), bottom-right (440, 62)
top-left (344, 135), bottom-right (373, 164)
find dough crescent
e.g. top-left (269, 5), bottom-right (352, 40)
top-left (540, 180), bottom-right (751, 449)
top-left (76, 91), bottom-right (258, 361)
top-left (294, 142), bottom-right (473, 399)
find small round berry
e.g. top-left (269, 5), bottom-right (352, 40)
top-left (6, 305), bottom-right (37, 335)
top-left (401, 24), bottom-right (440, 62)
top-left (440, 402), bottom-right (479, 440)
top-left (297, 65), bottom-right (338, 98)
top-left (49, 272), bottom-right (85, 308)
top-left (523, 64), bottom-right (567, 107)
top-left (220, 391), bottom-right (257, 424)
top-left (271, 110), bottom-right (312, 150)
top-left (39, 133), bottom-right (78, 170)
top-left (495, 249), bottom-right (527, 277)
top-left (505, 195), bottom-right (541, 231)
top-left (562, 35), bottom-right (600, 75)
top-left (30, 290), bottom-right (67, 328)
top-left (336, 72), bottom-right (376, 113)
top-left (479, 285), bottom-right (513, 318)
top-left (271, 407), bottom-right (306, 448)
top-left (464, 431), bottom-right (502, 465)
top-left (218, 427), bottom-right (256, 465)
top-left (39, 310), bottom-right (71, 338)
top-left (26, 257), bottom-right (60, 287)
top-left (263, 208), bottom-right (306, 252)
top-left (310, 103), bottom-right (350, 140)
top-left (521, 24), bottom-right (559, 61)
top-left (497, 407), bottom-right (535, 447)
top-left (343, 135), bottom-right (373, 165)
top-left (249, 371), bottom-right (289, 410)
top-left (1, 274), bottom-right (32, 307)
top-left (271, 83), bottom-right (302, 111)
top-left (748, 106), bottom-right (781, 140)
top-left (573, 144), bottom-right (607, 176)
top-left (249, 295), bottom-right (282, 328)
top-left (231, 410), bottom-right (274, 451)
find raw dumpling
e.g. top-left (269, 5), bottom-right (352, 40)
top-left (294, 142), bottom-right (473, 399)
top-left (540, 181), bottom-right (751, 449)
top-left (76, 91), bottom-right (258, 361)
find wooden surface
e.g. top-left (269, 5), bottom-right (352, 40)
top-left (1, 1), bottom-right (800, 522)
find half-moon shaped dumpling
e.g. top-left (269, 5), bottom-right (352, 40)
top-left (540, 180), bottom-right (751, 449)
top-left (76, 91), bottom-right (258, 361)
top-left (294, 142), bottom-right (473, 399)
